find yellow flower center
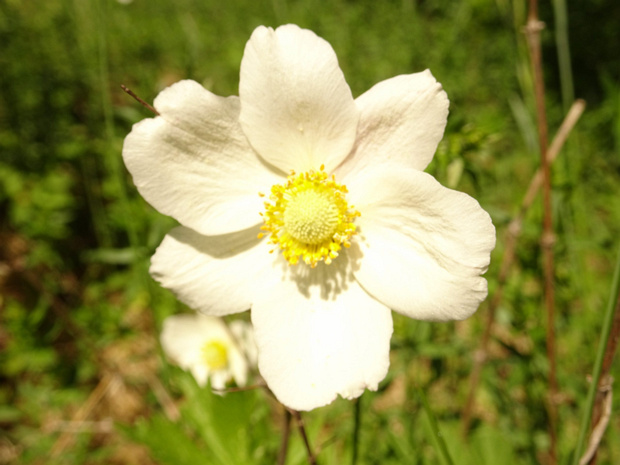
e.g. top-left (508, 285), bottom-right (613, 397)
top-left (201, 340), bottom-right (229, 370)
top-left (259, 165), bottom-right (360, 268)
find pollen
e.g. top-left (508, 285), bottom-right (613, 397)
top-left (201, 340), bottom-right (229, 370)
top-left (259, 166), bottom-right (360, 268)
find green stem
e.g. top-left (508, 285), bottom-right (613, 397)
top-left (418, 388), bottom-right (454, 465)
top-left (571, 246), bottom-right (620, 465)
top-left (552, 0), bottom-right (575, 112)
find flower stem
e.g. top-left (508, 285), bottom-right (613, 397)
top-left (572, 247), bottom-right (620, 465)
top-left (277, 408), bottom-right (292, 465)
top-left (292, 409), bottom-right (318, 465)
top-left (351, 397), bottom-right (361, 465)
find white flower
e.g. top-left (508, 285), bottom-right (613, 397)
top-left (160, 314), bottom-right (256, 390)
top-left (123, 24), bottom-right (496, 411)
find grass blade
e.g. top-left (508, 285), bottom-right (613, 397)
top-left (418, 388), bottom-right (454, 465)
top-left (572, 246), bottom-right (620, 465)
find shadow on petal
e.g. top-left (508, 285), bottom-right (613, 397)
top-left (169, 223), bottom-right (264, 259)
top-left (284, 242), bottom-right (363, 301)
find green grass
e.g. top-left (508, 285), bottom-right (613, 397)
top-left (1, 0), bottom-right (619, 464)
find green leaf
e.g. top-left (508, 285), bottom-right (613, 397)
top-left (177, 371), bottom-right (257, 465)
top-left (123, 414), bottom-right (209, 465)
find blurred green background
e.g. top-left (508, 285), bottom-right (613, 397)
top-left (1, 0), bottom-right (619, 464)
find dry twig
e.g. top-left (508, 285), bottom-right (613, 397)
top-left (585, 290), bottom-right (620, 464)
top-left (121, 84), bottom-right (160, 116)
top-left (50, 373), bottom-right (122, 457)
top-left (581, 378), bottom-right (614, 465)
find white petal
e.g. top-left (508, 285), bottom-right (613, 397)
top-left (251, 257), bottom-right (393, 411)
top-left (190, 365), bottom-right (210, 387)
top-left (160, 314), bottom-right (251, 388)
top-left (239, 25), bottom-right (359, 173)
top-left (228, 348), bottom-right (250, 387)
top-left (348, 167), bottom-right (495, 321)
top-left (160, 314), bottom-right (214, 366)
top-left (209, 370), bottom-right (231, 390)
top-left (150, 226), bottom-right (275, 316)
top-left (122, 80), bottom-right (282, 236)
top-left (230, 320), bottom-right (258, 367)
top-left (335, 71), bottom-right (448, 181)
top-left (160, 313), bottom-right (236, 387)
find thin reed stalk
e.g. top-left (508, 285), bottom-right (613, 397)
top-left (95, 0), bottom-right (140, 250)
top-left (524, 2), bottom-right (558, 462)
top-left (551, 0), bottom-right (575, 112)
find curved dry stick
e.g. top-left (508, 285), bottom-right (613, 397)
top-left (586, 290), bottom-right (620, 465)
top-left (581, 381), bottom-right (613, 465)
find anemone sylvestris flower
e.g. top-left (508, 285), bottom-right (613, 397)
top-left (123, 24), bottom-right (496, 411)
top-left (160, 314), bottom-right (256, 390)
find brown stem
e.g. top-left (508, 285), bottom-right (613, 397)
top-left (120, 84), bottom-right (160, 115)
top-left (460, 100), bottom-right (585, 436)
top-left (213, 382), bottom-right (266, 393)
top-left (277, 408), bottom-right (292, 465)
top-left (292, 410), bottom-right (318, 465)
top-left (524, 2), bottom-right (558, 462)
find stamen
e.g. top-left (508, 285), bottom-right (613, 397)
top-left (201, 340), bottom-right (229, 370)
top-left (260, 167), bottom-right (359, 268)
